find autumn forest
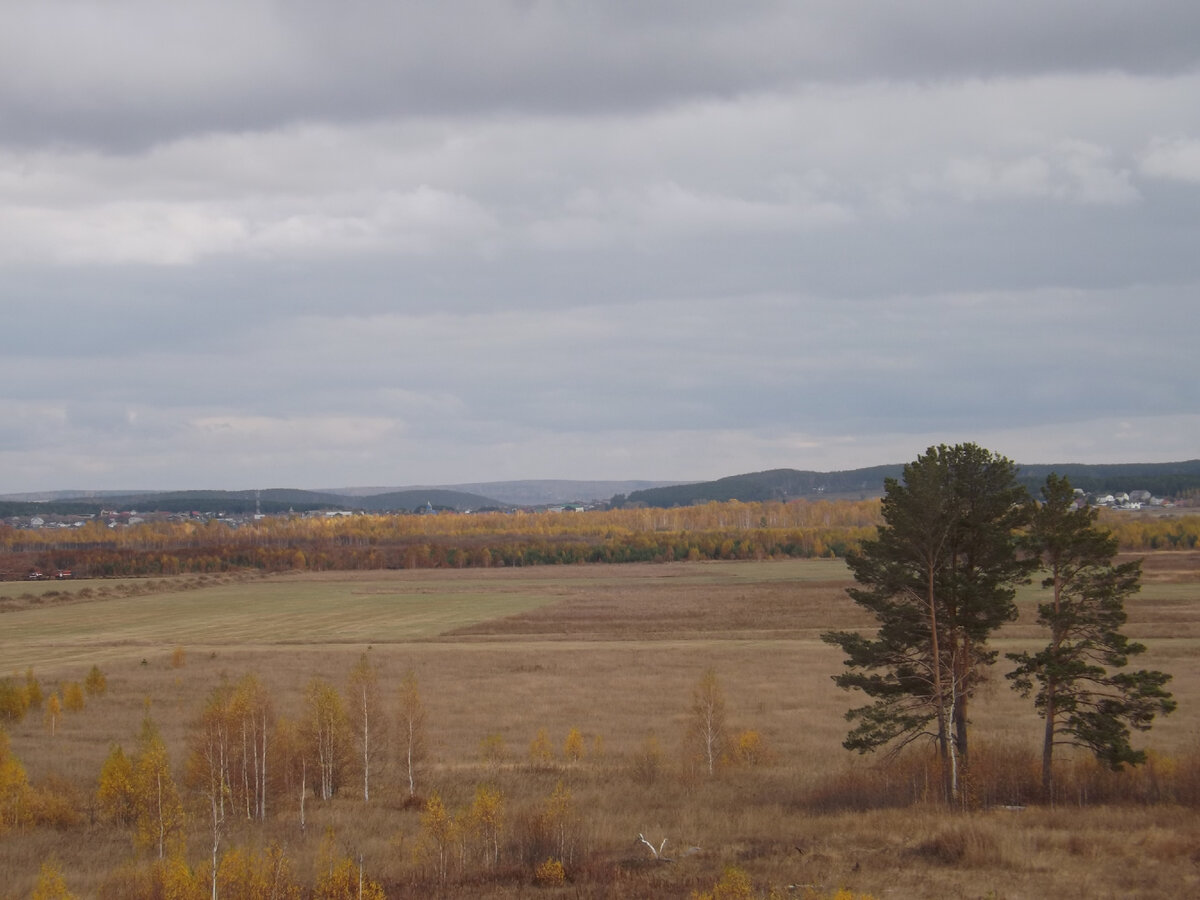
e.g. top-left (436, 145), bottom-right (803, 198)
top-left (3, 499), bottom-right (1198, 583)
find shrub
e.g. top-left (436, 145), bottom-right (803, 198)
top-left (314, 857), bottom-right (385, 900)
top-left (480, 733), bottom-right (508, 770)
top-left (31, 860), bottom-right (74, 900)
top-left (159, 857), bottom-right (205, 900)
top-left (631, 734), bottom-right (664, 786)
top-left (0, 679), bottom-right (29, 723)
top-left (30, 775), bottom-right (82, 829)
top-left (24, 669), bottom-right (43, 710)
top-left (44, 695), bottom-right (62, 735)
top-left (0, 732), bottom-right (32, 833)
top-left (61, 682), bottom-right (85, 712)
top-left (563, 727), bottom-right (585, 764)
top-left (908, 822), bottom-right (1003, 868)
top-left (96, 863), bottom-right (154, 900)
top-left (529, 728), bottom-right (554, 768)
top-left (692, 865), bottom-right (753, 900)
top-left (963, 742), bottom-right (1039, 808)
top-left (217, 844), bottom-right (303, 900)
top-left (84, 665), bottom-right (107, 697)
top-left (534, 857), bottom-right (565, 886)
top-left (733, 729), bottom-right (773, 767)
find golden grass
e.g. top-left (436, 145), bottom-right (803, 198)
top-left (0, 555), bottom-right (1198, 898)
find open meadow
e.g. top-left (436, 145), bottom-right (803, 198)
top-left (2, 555), bottom-right (1199, 898)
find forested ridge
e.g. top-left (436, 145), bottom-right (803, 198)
top-left (621, 460), bottom-right (1200, 507)
top-left (7, 460), bottom-right (1198, 519)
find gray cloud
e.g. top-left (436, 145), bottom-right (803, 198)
top-left (1, 2), bottom-right (1198, 491)
top-left (5, 2), bottom-right (1200, 149)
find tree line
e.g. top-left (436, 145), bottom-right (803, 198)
top-left (4, 496), bottom-right (1196, 581)
top-left (1, 500), bottom-right (882, 578)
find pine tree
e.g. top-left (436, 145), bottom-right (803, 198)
top-left (823, 443), bottom-right (1032, 802)
top-left (1008, 473), bottom-right (1176, 793)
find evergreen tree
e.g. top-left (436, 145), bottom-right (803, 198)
top-left (822, 443), bottom-right (1032, 802)
top-left (1008, 474), bottom-right (1175, 793)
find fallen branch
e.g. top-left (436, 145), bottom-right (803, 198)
top-left (636, 833), bottom-right (700, 862)
top-left (637, 832), bottom-right (669, 860)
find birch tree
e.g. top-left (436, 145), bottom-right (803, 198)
top-left (96, 744), bottom-right (136, 826)
top-left (230, 674), bottom-right (273, 820)
top-left (0, 731), bottom-right (31, 833)
top-left (687, 668), bottom-right (729, 777)
top-left (133, 717), bottom-right (186, 859)
top-left (186, 683), bottom-right (236, 900)
top-left (396, 669), bottom-right (427, 799)
top-left (303, 679), bottom-right (349, 801)
top-left (346, 653), bottom-right (383, 803)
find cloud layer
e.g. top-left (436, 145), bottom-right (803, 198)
top-left (2, 2), bottom-right (1198, 491)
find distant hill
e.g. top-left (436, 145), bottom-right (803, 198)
top-left (0, 481), bottom-right (674, 515)
top-left (1013, 460), bottom-right (1200, 499)
top-left (412, 480), bottom-right (683, 506)
top-left (618, 460), bottom-right (1200, 508)
top-left (618, 467), bottom-right (903, 507)
top-left (351, 489), bottom-right (503, 512)
top-left (4, 463), bottom-right (1198, 517)
top-left (326, 480), bottom-right (683, 506)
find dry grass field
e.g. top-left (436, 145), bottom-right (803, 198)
top-left (1, 555), bottom-right (1199, 898)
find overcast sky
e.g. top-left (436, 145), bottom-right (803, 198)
top-left (3, 1), bottom-right (1198, 493)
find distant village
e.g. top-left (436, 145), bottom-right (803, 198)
top-left (1077, 488), bottom-right (1177, 511)
top-left (3, 501), bottom-right (599, 535)
top-left (3, 485), bottom-right (1181, 536)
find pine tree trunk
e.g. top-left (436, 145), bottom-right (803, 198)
top-left (1042, 567), bottom-right (1063, 797)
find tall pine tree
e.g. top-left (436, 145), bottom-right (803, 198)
top-left (823, 443), bottom-right (1032, 802)
top-left (1008, 474), bottom-right (1175, 794)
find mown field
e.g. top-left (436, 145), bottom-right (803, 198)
top-left (2, 555), bottom-right (1199, 898)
